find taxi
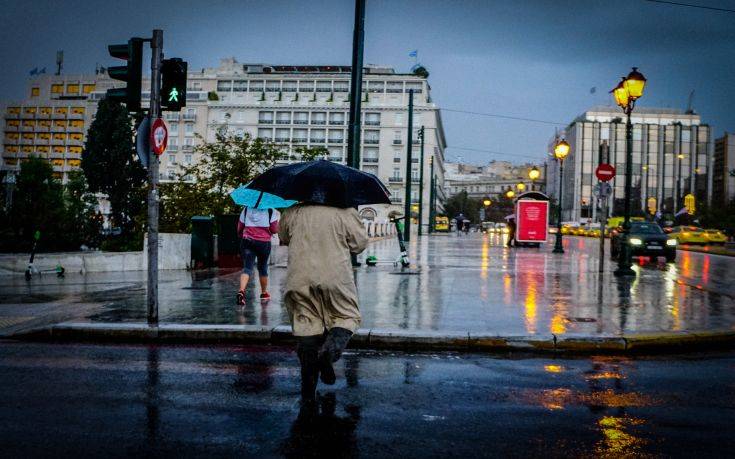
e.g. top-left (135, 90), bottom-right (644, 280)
top-left (703, 229), bottom-right (727, 245)
top-left (669, 226), bottom-right (709, 245)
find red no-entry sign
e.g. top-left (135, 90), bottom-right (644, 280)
top-left (150, 118), bottom-right (168, 156)
top-left (595, 163), bottom-right (616, 182)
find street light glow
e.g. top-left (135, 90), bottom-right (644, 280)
top-left (554, 139), bottom-right (570, 160)
top-left (529, 166), bottom-right (540, 181)
top-left (517, 182), bottom-right (526, 191)
top-left (506, 189), bottom-right (515, 199)
top-left (624, 67), bottom-right (647, 100)
top-left (483, 198), bottom-right (492, 206)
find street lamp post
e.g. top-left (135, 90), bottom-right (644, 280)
top-left (611, 67), bottom-right (647, 277)
top-left (418, 126), bottom-right (425, 236)
top-left (529, 166), bottom-right (540, 191)
top-left (552, 139), bottom-right (570, 253)
top-left (428, 156), bottom-right (435, 234)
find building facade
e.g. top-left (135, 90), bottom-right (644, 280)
top-left (1, 58), bottom-right (447, 226)
top-left (545, 106), bottom-right (712, 222)
top-left (713, 133), bottom-right (735, 206)
top-left (444, 160), bottom-right (546, 200)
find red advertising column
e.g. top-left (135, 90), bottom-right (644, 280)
top-left (516, 199), bottom-right (549, 243)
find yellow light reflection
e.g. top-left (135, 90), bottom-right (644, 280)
top-left (524, 275), bottom-right (538, 334)
top-left (544, 364), bottom-right (564, 373)
top-left (503, 273), bottom-right (512, 305)
top-left (540, 388), bottom-right (572, 410)
top-left (480, 236), bottom-right (489, 280)
top-left (550, 314), bottom-right (567, 334)
top-left (595, 416), bottom-right (646, 457)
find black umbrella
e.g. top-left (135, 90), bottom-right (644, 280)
top-left (246, 160), bottom-right (391, 208)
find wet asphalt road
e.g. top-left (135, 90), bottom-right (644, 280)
top-left (1, 340), bottom-right (734, 458)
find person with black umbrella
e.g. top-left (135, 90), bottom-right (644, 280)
top-left (247, 160), bottom-right (389, 402)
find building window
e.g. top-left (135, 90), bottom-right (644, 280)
top-left (364, 130), bottom-right (380, 144)
top-left (266, 80), bottom-right (281, 92)
top-left (170, 122), bottom-right (178, 134)
top-left (276, 112), bottom-right (291, 124)
top-left (334, 81), bottom-right (349, 92)
top-left (329, 112), bottom-right (345, 125)
top-left (387, 81), bottom-right (403, 93)
top-left (294, 112), bottom-right (308, 124)
top-left (368, 81), bottom-right (384, 93)
top-left (282, 81), bottom-right (297, 92)
top-left (395, 113), bottom-right (403, 125)
top-left (83, 84), bottom-right (96, 94)
top-left (328, 129), bottom-right (344, 144)
top-left (275, 128), bottom-right (290, 142)
top-left (66, 84), bottom-right (80, 94)
top-left (258, 128), bottom-right (273, 140)
top-left (249, 81), bottom-right (264, 92)
top-left (293, 129), bottom-right (307, 143)
top-left (217, 80), bottom-right (232, 92)
top-left (310, 129), bottom-right (326, 143)
top-left (363, 147), bottom-right (379, 163)
top-left (316, 81), bottom-right (332, 92)
top-left (258, 111), bottom-right (274, 123)
top-left (168, 154), bottom-right (176, 164)
top-left (406, 82), bottom-right (423, 93)
top-left (312, 112), bottom-right (327, 125)
top-left (184, 154), bottom-right (192, 165)
top-left (365, 113), bottom-right (380, 126)
top-left (299, 81), bottom-right (315, 92)
top-left (185, 124), bottom-right (194, 136)
top-left (31, 87), bottom-right (40, 97)
top-left (51, 84), bottom-right (63, 94)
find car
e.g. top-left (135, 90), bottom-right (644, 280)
top-left (610, 221), bottom-right (677, 262)
top-left (495, 222), bottom-right (509, 234)
top-left (703, 229), bottom-right (727, 245)
top-left (669, 226), bottom-right (708, 245)
top-left (587, 228), bottom-right (601, 238)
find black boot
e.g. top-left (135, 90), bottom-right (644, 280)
top-left (318, 327), bottom-right (353, 385)
top-left (296, 335), bottom-right (322, 402)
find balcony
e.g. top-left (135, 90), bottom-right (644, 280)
top-left (67, 139), bottom-right (83, 147)
top-left (328, 138), bottom-right (344, 144)
top-left (386, 88), bottom-right (403, 93)
top-left (390, 197), bottom-right (403, 203)
top-left (362, 157), bottom-right (379, 163)
top-left (182, 113), bottom-right (196, 121)
top-left (316, 87), bottom-right (332, 93)
top-left (258, 118), bottom-right (274, 124)
top-left (312, 120), bottom-right (326, 125)
top-left (5, 124), bottom-right (19, 131)
top-left (275, 137), bottom-right (290, 142)
top-left (283, 87), bottom-right (297, 93)
top-left (328, 156), bottom-right (343, 162)
top-left (164, 113), bottom-right (179, 121)
top-left (168, 145), bottom-right (178, 152)
top-left (34, 138), bottom-right (49, 146)
top-left (293, 119), bottom-right (308, 125)
top-left (412, 178), bottom-right (420, 183)
top-left (37, 112), bottom-right (51, 119)
top-left (364, 139), bottom-right (379, 145)
top-left (329, 120), bottom-right (344, 125)
top-left (292, 137), bottom-right (307, 143)
top-left (412, 139), bottom-right (420, 144)
top-left (4, 112), bottom-right (19, 119)
top-left (68, 112), bottom-right (84, 120)
top-left (182, 145), bottom-right (194, 152)
top-left (265, 87), bottom-right (281, 92)
top-left (334, 87), bottom-right (349, 93)
top-left (392, 139), bottom-right (402, 145)
top-left (364, 120), bottom-right (380, 126)
top-left (388, 176), bottom-right (403, 183)
top-left (21, 124), bottom-right (35, 132)
top-left (275, 119), bottom-right (291, 125)
top-left (310, 138), bottom-right (326, 143)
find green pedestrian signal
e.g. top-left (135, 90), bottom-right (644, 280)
top-left (161, 58), bottom-right (187, 112)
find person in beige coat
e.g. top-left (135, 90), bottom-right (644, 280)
top-left (279, 203), bottom-right (368, 401)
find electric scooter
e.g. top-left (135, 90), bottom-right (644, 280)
top-left (365, 215), bottom-right (410, 268)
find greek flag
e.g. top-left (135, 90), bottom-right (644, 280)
top-left (408, 50), bottom-right (418, 58)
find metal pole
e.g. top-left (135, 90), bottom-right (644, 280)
top-left (598, 141), bottom-right (609, 273)
top-left (615, 108), bottom-right (635, 276)
top-left (417, 126), bottom-right (425, 236)
top-left (553, 160), bottom-right (564, 253)
top-left (346, 0), bottom-right (366, 169)
top-left (403, 89), bottom-right (414, 241)
top-left (147, 29), bottom-right (163, 325)
top-left (428, 156), bottom-right (434, 233)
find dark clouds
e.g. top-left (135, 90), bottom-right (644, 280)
top-left (1, 0), bottom-right (733, 164)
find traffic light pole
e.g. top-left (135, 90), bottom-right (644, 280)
top-left (147, 29), bottom-right (163, 325)
top-left (417, 126), bottom-right (425, 236)
top-left (403, 89), bottom-right (414, 242)
top-left (346, 0), bottom-right (366, 169)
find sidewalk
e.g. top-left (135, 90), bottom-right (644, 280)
top-left (3, 234), bottom-right (734, 352)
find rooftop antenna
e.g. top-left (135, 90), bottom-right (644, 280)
top-left (685, 90), bottom-right (695, 114)
top-left (55, 50), bottom-right (63, 76)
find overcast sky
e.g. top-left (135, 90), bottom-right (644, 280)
top-left (1, 0), bottom-right (733, 165)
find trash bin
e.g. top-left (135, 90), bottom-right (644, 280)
top-left (191, 216), bottom-right (214, 269)
top-left (216, 214), bottom-right (240, 269)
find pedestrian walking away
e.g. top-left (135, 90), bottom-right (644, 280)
top-left (236, 206), bottom-right (280, 305)
top-left (506, 216), bottom-right (516, 248)
top-left (279, 204), bottom-right (369, 402)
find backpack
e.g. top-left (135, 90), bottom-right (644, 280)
top-left (242, 207), bottom-right (273, 222)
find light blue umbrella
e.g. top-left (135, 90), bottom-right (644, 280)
top-left (229, 184), bottom-right (297, 209)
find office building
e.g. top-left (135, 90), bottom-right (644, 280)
top-left (545, 106), bottom-right (712, 222)
top-left (713, 133), bottom-right (735, 206)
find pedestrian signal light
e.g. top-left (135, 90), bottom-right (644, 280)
top-left (161, 58), bottom-right (188, 111)
top-left (106, 38), bottom-right (143, 113)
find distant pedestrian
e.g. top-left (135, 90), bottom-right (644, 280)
top-left (507, 217), bottom-right (516, 247)
top-left (455, 213), bottom-right (465, 236)
top-left (279, 204), bottom-right (368, 402)
top-left (236, 206), bottom-right (280, 305)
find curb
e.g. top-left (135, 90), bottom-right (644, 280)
top-left (10, 322), bottom-right (735, 354)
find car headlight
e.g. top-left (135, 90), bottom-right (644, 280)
top-left (666, 239), bottom-right (677, 246)
top-left (629, 238), bottom-right (643, 246)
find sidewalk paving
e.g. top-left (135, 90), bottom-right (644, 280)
top-left (3, 233), bottom-right (734, 352)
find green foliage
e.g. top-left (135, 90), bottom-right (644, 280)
top-left (0, 157), bottom-right (104, 252)
top-left (159, 128), bottom-right (325, 233)
top-left (207, 91), bottom-right (219, 101)
top-left (443, 191), bottom-right (483, 223)
top-left (696, 200), bottom-right (735, 236)
top-left (81, 97), bottom-right (146, 244)
top-left (412, 65), bottom-right (429, 78)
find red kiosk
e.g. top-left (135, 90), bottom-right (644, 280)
top-left (513, 191), bottom-right (550, 247)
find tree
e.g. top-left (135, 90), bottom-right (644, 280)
top-left (63, 170), bottom-right (102, 248)
top-left (443, 191), bottom-right (483, 223)
top-left (159, 127), bottom-right (325, 233)
top-left (4, 157), bottom-right (66, 252)
top-left (81, 97), bottom-right (146, 244)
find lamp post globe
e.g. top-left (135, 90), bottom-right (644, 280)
top-left (529, 166), bottom-right (540, 181)
top-left (506, 188), bottom-right (515, 199)
top-left (516, 182), bottom-right (526, 192)
top-left (552, 138), bottom-right (569, 254)
top-left (624, 67), bottom-right (646, 100)
top-left (483, 198), bottom-right (492, 207)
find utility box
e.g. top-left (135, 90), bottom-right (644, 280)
top-left (190, 216), bottom-right (214, 269)
top-left (217, 214), bottom-right (240, 268)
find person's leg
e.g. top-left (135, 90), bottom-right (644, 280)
top-left (319, 327), bottom-right (353, 385)
top-left (237, 240), bottom-right (256, 305)
top-left (296, 335), bottom-right (323, 402)
top-left (255, 240), bottom-right (272, 299)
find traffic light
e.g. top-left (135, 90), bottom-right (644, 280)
top-left (161, 58), bottom-right (187, 111)
top-left (106, 38), bottom-right (143, 113)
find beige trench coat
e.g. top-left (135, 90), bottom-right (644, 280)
top-left (278, 204), bottom-right (369, 336)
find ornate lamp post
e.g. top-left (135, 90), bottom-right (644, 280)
top-left (505, 188), bottom-right (515, 199)
top-left (529, 166), bottom-right (540, 190)
top-left (611, 67), bottom-right (647, 276)
top-left (516, 182), bottom-right (526, 193)
top-left (552, 139), bottom-right (570, 253)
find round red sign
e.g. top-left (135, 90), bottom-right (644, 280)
top-left (150, 117), bottom-right (168, 156)
top-left (595, 163), bottom-right (616, 182)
